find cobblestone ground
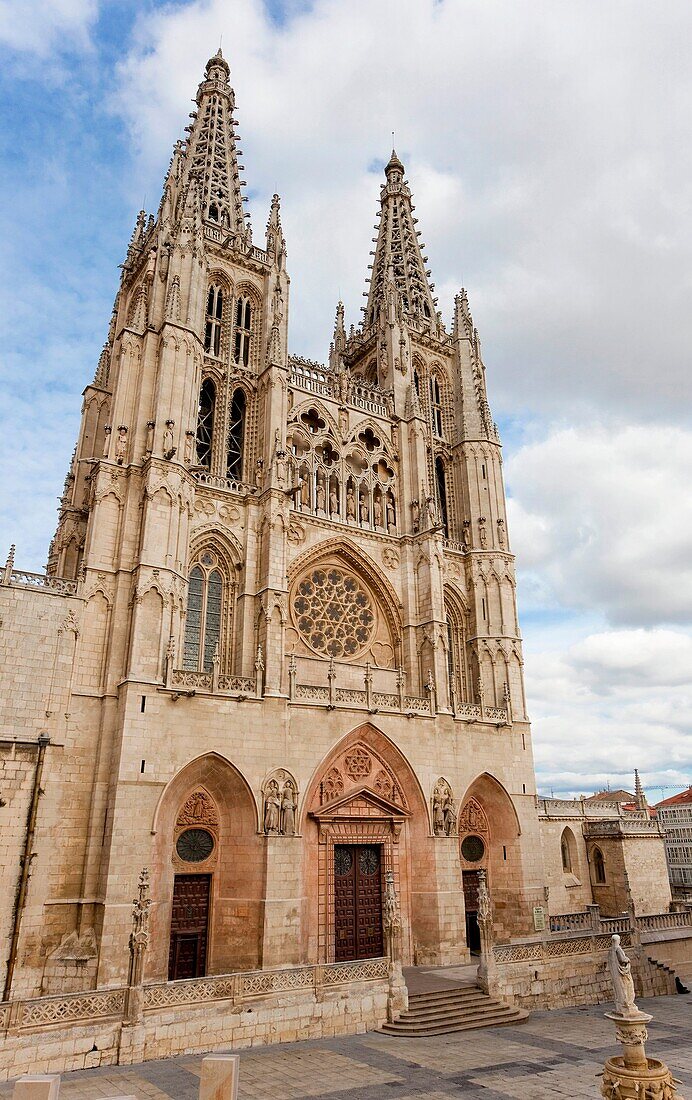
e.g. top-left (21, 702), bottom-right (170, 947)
top-left (1, 995), bottom-right (691, 1099)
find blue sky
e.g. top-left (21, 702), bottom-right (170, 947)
top-left (1, 0), bottom-right (691, 799)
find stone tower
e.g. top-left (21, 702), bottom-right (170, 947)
top-left (1, 51), bottom-right (544, 1001)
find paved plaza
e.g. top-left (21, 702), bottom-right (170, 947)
top-left (2, 994), bottom-right (691, 1099)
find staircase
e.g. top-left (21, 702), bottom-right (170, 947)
top-left (380, 966), bottom-right (529, 1036)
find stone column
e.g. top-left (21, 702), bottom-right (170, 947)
top-left (124, 868), bottom-right (151, 1025)
top-left (382, 870), bottom-right (407, 1021)
top-left (476, 870), bottom-right (499, 996)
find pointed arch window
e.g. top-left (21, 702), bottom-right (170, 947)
top-left (435, 456), bottom-right (449, 536)
top-left (592, 846), bottom-right (606, 884)
top-left (183, 555), bottom-right (224, 673)
top-left (234, 297), bottom-right (252, 367)
top-left (195, 379), bottom-right (215, 468)
top-left (444, 588), bottom-right (469, 704)
top-left (205, 285), bottom-right (224, 358)
top-left (561, 829), bottom-right (573, 873)
top-left (226, 388), bottom-right (246, 479)
top-left (430, 376), bottom-right (443, 437)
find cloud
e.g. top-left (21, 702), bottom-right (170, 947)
top-left (526, 626), bottom-right (692, 798)
top-left (112, 0), bottom-right (692, 421)
top-left (506, 423), bottom-right (692, 624)
top-left (0, 0), bottom-right (97, 54)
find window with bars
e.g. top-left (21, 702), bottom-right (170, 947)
top-left (234, 297), bottom-right (252, 367)
top-left (226, 388), bottom-right (246, 479)
top-left (183, 555), bottom-right (225, 673)
top-left (205, 285), bottom-right (224, 357)
top-left (195, 379), bottom-right (215, 467)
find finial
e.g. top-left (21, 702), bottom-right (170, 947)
top-left (385, 148), bottom-right (405, 177)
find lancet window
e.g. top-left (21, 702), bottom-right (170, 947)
top-left (195, 379), bottom-right (216, 468)
top-left (435, 457), bottom-right (449, 536)
top-left (592, 846), bottom-right (606, 884)
top-left (444, 586), bottom-right (470, 704)
top-left (234, 297), bottom-right (252, 367)
top-left (183, 553), bottom-right (225, 673)
top-left (430, 376), bottom-right (443, 437)
top-left (226, 388), bottom-right (246, 479)
top-left (204, 285), bottom-right (224, 358)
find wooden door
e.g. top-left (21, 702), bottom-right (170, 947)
top-left (463, 869), bottom-right (481, 954)
top-left (168, 873), bottom-right (210, 980)
top-left (334, 845), bottom-right (383, 961)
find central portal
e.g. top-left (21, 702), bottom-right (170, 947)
top-left (334, 844), bottom-right (383, 961)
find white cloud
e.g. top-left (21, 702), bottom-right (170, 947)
top-left (507, 423), bottom-right (692, 624)
top-left (0, 0), bottom-right (97, 54)
top-left (112, 0), bottom-right (692, 420)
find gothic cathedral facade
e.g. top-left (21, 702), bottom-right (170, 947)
top-left (1, 52), bottom-right (547, 999)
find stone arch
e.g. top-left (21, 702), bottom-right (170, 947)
top-left (302, 722), bottom-right (439, 966)
top-left (149, 752), bottom-right (263, 980)
top-left (561, 825), bottom-right (578, 875)
top-left (288, 398), bottom-right (342, 445)
top-left (458, 773), bottom-right (522, 941)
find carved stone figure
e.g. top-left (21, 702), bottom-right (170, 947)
top-left (478, 517), bottom-right (487, 548)
top-left (497, 518), bottom-right (506, 548)
top-left (373, 497), bottom-right (382, 526)
top-left (608, 935), bottom-right (638, 1018)
top-left (386, 495), bottom-right (396, 532)
top-left (424, 495), bottom-right (437, 528)
top-left (359, 495), bottom-right (368, 523)
top-left (433, 794), bottom-right (445, 836)
top-left (443, 796), bottom-right (456, 836)
top-left (103, 424), bottom-right (112, 458)
top-left (115, 426), bottom-right (128, 465)
top-left (255, 458), bottom-right (265, 488)
top-left (329, 486), bottom-right (338, 515)
top-left (184, 430), bottom-right (194, 465)
top-left (163, 421), bottom-right (176, 460)
top-left (411, 498), bottom-right (420, 532)
top-left (346, 487), bottom-right (356, 519)
top-left (281, 782), bottom-right (296, 836)
top-left (338, 369), bottom-right (349, 404)
top-left (316, 479), bottom-right (326, 511)
top-left (300, 477), bottom-right (309, 506)
top-left (264, 781), bottom-right (281, 834)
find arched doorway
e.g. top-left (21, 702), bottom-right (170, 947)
top-left (149, 753), bottom-right (263, 981)
top-left (302, 723), bottom-right (431, 965)
top-left (458, 773), bottom-right (522, 943)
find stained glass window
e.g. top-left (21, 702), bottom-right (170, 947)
top-left (183, 558), bottom-right (225, 673)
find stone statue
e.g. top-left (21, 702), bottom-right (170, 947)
top-left (163, 421), bottom-right (176, 460)
top-left (608, 935), bottom-right (638, 1018)
top-left (316, 479), bottom-right (326, 511)
top-left (115, 426), bottom-right (128, 465)
top-left (497, 518), bottom-right (506, 548)
top-left (424, 496), bottom-right (437, 529)
top-left (443, 796), bottom-right (456, 836)
top-left (184, 430), bottom-right (194, 465)
top-left (373, 497), bottom-right (382, 526)
top-left (329, 486), bottom-right (338, 515)
top-left (478, 518), bottom-right (487, 548)
top-left (359, 495), bottom-right (369, 523)
top-left (432, 794), bottom-right (445, 836)
top-left (411, 499), bottom-right (420, 532)
top-left (346, 487), bottom-right (356, 519)
top-left (300, 477), bottom-right (309, 506)
top-left (281, 782), bottom-right (296, 836)
top-left (263, 781), bottom-right (281, 834)
top-left (386, 496), bottom-right (396, 531)
top-left (338, 369), bottom-right (349, 404)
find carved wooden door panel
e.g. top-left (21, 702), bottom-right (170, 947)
top-left (168, 873), bottom-right (210, 980)
top-left (334, 845), bottom-right (383, 961)
top-left (462, 869), bottom-right (481, 954)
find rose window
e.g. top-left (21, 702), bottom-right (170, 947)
top-left (293, 568), bottom-right (375, 659)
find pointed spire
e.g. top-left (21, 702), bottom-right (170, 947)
top-left (265, 193), bottom-right (286, 260)
top-left (364, 150), bottom-right (437, 330)
top-left (634, 769), bottom-right (648, 811)
top-left (180, 50), bottom-right (250, 241)
top-left (329, 301), bottom-right (346, 371)
top-left (94, 344), bottom-right (111, 387)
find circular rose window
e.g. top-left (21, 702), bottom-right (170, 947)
top-left (293, 567), bottom-right (375, 659)
top-left (461, 835), bottom-right (485, 863)
top-left (176, 828), bottom-right (214, 863)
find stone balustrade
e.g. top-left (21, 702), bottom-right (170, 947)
top-left (5, 570), bottom-right (78, 596)
top-left (169, 669), bottom-right (259, 698)
top-left (192, 471), bottom-right (255, 495)
top-left (548, 910), bottom-right (593, 933)
top-left (636, 909), bottom-right (692, 932)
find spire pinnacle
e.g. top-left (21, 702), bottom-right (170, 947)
top-left (634, 769), bottom-right (647, 810)
top-left (363, 151), bottom-right (437, 330)
top-left (179, 50), bottom-right (250, 241)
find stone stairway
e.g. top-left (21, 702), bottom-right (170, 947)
top-left (380, 966), bottom-right (529, 1036)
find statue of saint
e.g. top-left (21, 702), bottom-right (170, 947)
top-left (346, 487), bottom-right (356, 519)
top-left (608, 935), bottom-right (639, 1018)
top-left (316, 480), bottom-right (326, 511)
top-left (373, 498), bottom-right (382, 526)
top-left (411, 499), bottom-right (420, 532)
top-left (433, 794), bottom-right (445, 836)
top-left (263, 782), bottom-right (281, 834)
top-left (281, 783), bottom-right (296, 836)
top-left (329, 486), bottom-right (338, 515)
top-left (359, 496), bottom-right (369, 524)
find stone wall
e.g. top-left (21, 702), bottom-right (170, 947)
top-left (0, 967), bottom-right (390, 1081)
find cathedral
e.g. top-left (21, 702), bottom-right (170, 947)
top-left (0, 51), bottom-right (677, 1042)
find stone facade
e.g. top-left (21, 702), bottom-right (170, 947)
top-left (656, 788), bottom-right (692, 903)
top-left (0, 50), bottom-right (675, 1025)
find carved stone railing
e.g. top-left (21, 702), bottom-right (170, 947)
top-left (404, 695), bottom-right (431, 714)
top-left (335, 687), bottom-right (367, 706)
top-left (218, 674), bottom-right (256, 695)
top-left (548, 910), bottom-right (592, 933)
top-left (584, 818), bottom-right (662, 837)
top-left (443, 538), bottom-right (467, 555)
top-left (599, 916), bottom-right (631, 935)
top-left (455, 703), bottom-right (482, 719)
top-left (494, 930), bottom-right (632, 965)
top-left (169, 669), bottom-right (259, 698)
top-left (289, 358), bottom-right (333, 397)
top-left (0, 958), bottom-right (389, 1036)
top-left (294, 684), bottom-right (329, 703)
top-left (170, 670), bottom-right (213, 691)
top-left (193, 471), bottom-right (255, 495)
top-left (637, 910), bottom-right (692, 932)
top-left (350, 383), bottom-right (389, 417)
top-left (7, 570), bottom-right (78, 596)
top-left (485, 706), bottom-right (508, 721)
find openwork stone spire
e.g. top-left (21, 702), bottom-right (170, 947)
top-left (365, 150), bottom-right (437, 329)
top-left (183, 49), bottom-right (250, 240)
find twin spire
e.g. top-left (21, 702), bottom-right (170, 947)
top-left (364, 149), bottom-right (438, 330)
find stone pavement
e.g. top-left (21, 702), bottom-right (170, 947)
top-left (1, 994), bottom-right (690, 1099)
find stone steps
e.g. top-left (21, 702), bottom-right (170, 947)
top-left (380, 984), bottom-right (529, 1036)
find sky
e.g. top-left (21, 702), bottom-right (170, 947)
top-left (1, 0), bottom-right (691, 800)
